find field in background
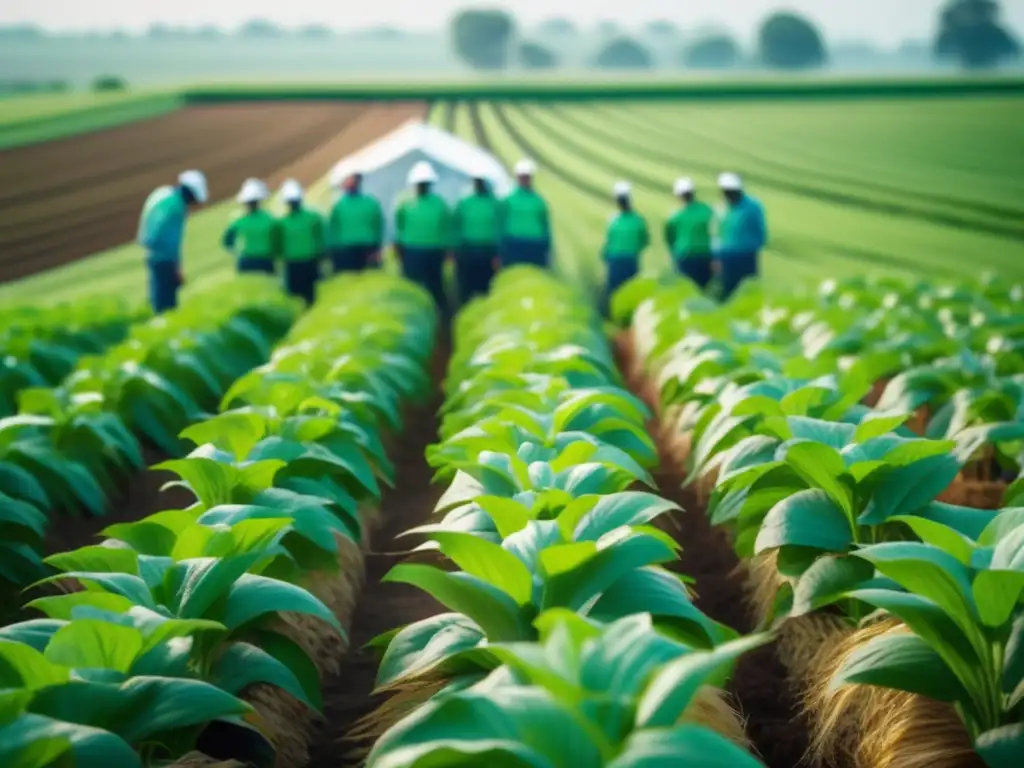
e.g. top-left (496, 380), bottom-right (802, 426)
top-left (0, 102), bottom-right (424, 303)
top-left (1, 78), bottom-right (1021, 303)
top-left (440, 96), bottom-right (1024, 294)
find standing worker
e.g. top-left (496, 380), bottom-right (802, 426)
top-left (500, 159), bottom-right (551, 268)
top-left (222, 178), bottom-right (279, 275)
top-left (137, 169), bottom-right (208, 314)
top-left (601, 181), bottom-right (649, 315)
top-left (665, 177), bottom-right (715, 290)
top-left (328, 171), bottom-right (384, 273)
top-left (714, 172), bottom-right (767, 300)
top-left (277, 179), bottom-right (325, 307)
top-left (395, 161), bottom-right (453, 320)
top-left (453, 172), bottom-right (501, 304)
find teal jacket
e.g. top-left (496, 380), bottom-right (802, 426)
top-left (138, 186), bottom-right (188, 263)
top-left (718, 195), bottom-right (768, 257)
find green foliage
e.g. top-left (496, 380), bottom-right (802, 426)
top-left (629, 271), bottom-right (1024, 762)
top-left (757, 12), bottom-right (828, 70)
top-left (451, 9), bottom-right (517, 70)
top-left (368, 267), bottom-right (763, 766)
top-left (0, 273), bottom-right (436, 765)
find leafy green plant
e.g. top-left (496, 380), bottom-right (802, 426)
top-left (368, 612), bottom-right (767, 768)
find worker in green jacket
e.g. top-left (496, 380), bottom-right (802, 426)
top-left (395, 161), bottom-right (453, 319)
top-left (222, 178), bottom-right (279, 275)
top-left (328, 171), bottom-right (384, 273)
top-left (665, 177), bottom-right (715, 289)
top-left (277, 179), bottom-right (325, 307)
top-left (453, 172), bottom-right (501, 304)
top-left (602, 181), bottom-right (649, 316)
top-left (500, 158), bottom-right (551, 268)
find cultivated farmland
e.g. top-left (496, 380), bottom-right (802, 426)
top-left (0, 101), bottom-right (424, 282)
top-left (1, 80), bottom-right (1022, 768)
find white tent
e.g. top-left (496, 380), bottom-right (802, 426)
top-left (328, 119), bottom-right (513, 244)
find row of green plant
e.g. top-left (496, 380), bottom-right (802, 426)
top-left (1, 278), bottom-right (299, 608)
top-left (616, 272), bottom-right (1024, 767)
top-left (0, 273), bottom-right (438, 768)
top-left (364, 266), bottom-right (768, 768)
top-left (1, 296), bottom-right (147, 417)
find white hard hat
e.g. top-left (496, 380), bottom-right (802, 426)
top-left (718, 172), bottom-right (743, 191)
top-left (237, 178), bottom-right (268, 204)
top-left (514, 158), bottom-right (537, 177)
top-left (613, 180), bottom-right (632, 198)
top-left (674, 177), bottom-right (695, 196)
top-left (178, 170), bottom-right (208, 203)
top-left (280, 179), bottom-right (304, 202)
top-left (408, 160), bottom-right (438, 186)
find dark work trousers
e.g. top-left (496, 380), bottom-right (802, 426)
top-left (719, 252), bottom-right (759, 300)
top-left (603, 256), bottom-right (639, 317)
top-left (501, 236), bottom-right (550, 268)
top-left (676, 255), bottom-right (713, 289)
top-left (456, 245), bottom-right (497, 305)
top-left (284, 258), bottom-right (321, 307)
top-left (147, 259), bottom-right (180, 315)
top-left (331, 245), bottom-right (378, 273)
top-left (401, 247), bottom-right (449, 321)
top-left (237, 257), bottom-right (275, 275)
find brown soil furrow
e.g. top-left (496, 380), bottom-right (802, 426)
top-left (305, 343), bottom-right (448, 768)
top-left (613, 334), bottom-right (814, 768)
top-left (0, 102), bottom-right (426, 282)
top-left (0, 108), bottom-right (358, 237)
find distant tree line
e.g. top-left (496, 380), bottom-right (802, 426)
top-left (450, 1), bottom-right (1020, 71)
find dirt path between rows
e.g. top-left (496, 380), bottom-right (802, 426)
top-left (306, 343), bottom-right (448, 768)
top-left (654, 473), bottom-right (814, 768)
top-left (0, 101), bottom-right (424, 282)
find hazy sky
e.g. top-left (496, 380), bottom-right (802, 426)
top-left (3, 0), bottom-right (1024, 46)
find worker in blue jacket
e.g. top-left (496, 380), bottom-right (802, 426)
top-left (137, 170), bottom-right (208, 314)
top-left (714, 172), bottom-right (767, 300)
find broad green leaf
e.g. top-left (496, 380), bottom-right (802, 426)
top-left (859, 454), bottom-right (962, 525)
top-left (855, 543), bottom-right (980, 639)
top-left (790, 554), bottom-right (876, 616)
top-left (975, 723), bottom-right (1024, 768)
top-left (222, 573), bottom-right (343, 634)
top-left (212, 641), bottom-right (317, 710)
top-left (973, 571), bottom-right (1024, 628)
top-left (44, 546), bottom-right (139, 577)
top-left (781, 441), bottom-right (852, 517)
top-left (376, 614), bottom-right (487, 688)
top-left (636, 634), bottom-right (771, 728)
top-left (854, 412), bottom-right (910, 443)
top-left (567, 492), bottom-right (681, 543)
top-left (0, 713), bottom-right (141, 768)
top-left (542, 531), bottom-right (677, 613)
top-left (44, 620), bottom-right (142, 674)
top-left (383, 564), bottom-right (528, 642)
top-left (28, 592), bottom-right (134, 621)
top-left (475, 496), bottom-right (532, 538)
top-left (607, 725), bottom-right (765, 768)
top-left (754, 489), bottom-right (854, 555)
top-left (428, 532), bottom-right (534, 605)
top-left (180, 411), bottom-right (267, 461)
top-left (889, 515), bottom-right (976, 565)
top-left (0, 639), bottom-right (69, 688)
top-left (166, 555), bottom-right (262, 619)
top-left (27, 676), bottom-right (251, 744)
top-left (830, 631), bottom-right (971, 705)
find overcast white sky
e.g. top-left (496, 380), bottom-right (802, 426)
top-left (3, 0), bottom-right (1024, 46)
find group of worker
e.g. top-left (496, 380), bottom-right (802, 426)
top-left (137, 158), bottom-right (550, 315)
top-left (601, 172), bottom-right (767, 308)
top-left (137, 158), bottom-right (765, 316)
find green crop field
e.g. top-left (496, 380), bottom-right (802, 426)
top-left (1, 77), bottom-right (1023, 768)
top-left (3, 85), bottom-right (1021, 305)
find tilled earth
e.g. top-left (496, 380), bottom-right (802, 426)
top-left (0, 101), bottom-right (424, 281)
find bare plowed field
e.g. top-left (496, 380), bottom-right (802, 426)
top-left (0, 101), bottom-right (425, 282)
